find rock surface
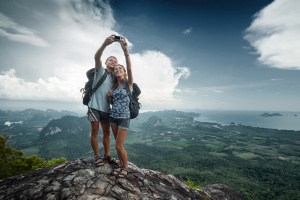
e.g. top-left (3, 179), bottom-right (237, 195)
top-left (0, 158), bottom-right (245, 200)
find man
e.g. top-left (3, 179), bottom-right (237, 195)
top-left (87, 35), bottom-right (118, 166)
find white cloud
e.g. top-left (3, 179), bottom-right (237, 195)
top-left (270, 78), bottom-right (283, 81)
top-left (212, 89), bottom-right (224, 93)
top-left (131, 51), bottom-right (190, 107)
top-left (244, 0), bottom-right (300, 70)
top-left (182, 27), bottom-right (192, 35)
top-left (0, 12), bottom-right (48, 47)
top-left (0, 0), bottom-right (190, 109)
top-left (174, 87), bottom-right (196, 96)
top-left (0, 69), bottom-right (78, 101)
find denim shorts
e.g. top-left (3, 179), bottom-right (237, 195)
top-left (109, 117), bottom-right (130, 130)
top-left (87, 108), bottom-right (110, 122)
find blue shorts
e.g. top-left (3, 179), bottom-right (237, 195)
top-left (87, 108), bottom-right (110, 122)
top-left (109, 117), bottom-right (130, 130)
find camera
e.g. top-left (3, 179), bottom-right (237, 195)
top-left (114, 36), bottom-right (124, 42)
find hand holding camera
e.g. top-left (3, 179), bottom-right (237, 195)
top-left (113, 35), bottom-right (124, 42)
top-left (109, 35), bottom-right (128, 54)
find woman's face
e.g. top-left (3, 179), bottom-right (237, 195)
top-left (114, 65), bottom-right (126, 78)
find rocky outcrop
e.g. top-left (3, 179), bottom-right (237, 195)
top-left (0, 158), bottom-right (245, 200)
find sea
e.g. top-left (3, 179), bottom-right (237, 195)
top-left (194, 110), bottom-right (300, 131)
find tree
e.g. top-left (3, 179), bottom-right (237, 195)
top-left (0, 136), bottom-right (67, 179)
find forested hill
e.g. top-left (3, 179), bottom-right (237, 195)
top-left (38, 115), bottom-right (90, 160)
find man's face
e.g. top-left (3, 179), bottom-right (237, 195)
top-left (106, 57), bottom-right (118, 68)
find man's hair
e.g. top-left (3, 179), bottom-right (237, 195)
top-left (105, 56), bottom-right (117, 63)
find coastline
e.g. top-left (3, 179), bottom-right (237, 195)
top-left (194, 110), bottom-right (300, 131)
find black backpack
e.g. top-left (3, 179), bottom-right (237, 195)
top-left (125, 82), bottom-right (141, 119)
top-left (80, 68), bottom-right (108, 106)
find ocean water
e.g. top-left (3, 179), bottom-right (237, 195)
top-left (194, 110), bottom-right (300, 131)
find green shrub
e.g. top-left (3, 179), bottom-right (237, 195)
top-left (183, 179), bottom-right (202, 190)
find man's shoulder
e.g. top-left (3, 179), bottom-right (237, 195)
top-left (95, 66), bottom-right (106, 73)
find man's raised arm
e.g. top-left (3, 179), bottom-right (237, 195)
top-left (94, 35), bottom-right (114, 69)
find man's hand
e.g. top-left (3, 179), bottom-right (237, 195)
top-left (104, 35), bottom-right (115, 46)
top-left (107, 90), bottom-right (113, 104)
top-left (107, 90), bottom-right (113, 97)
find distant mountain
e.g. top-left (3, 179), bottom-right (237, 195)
top-left (141, 115), bottom-right (163, 130)
top-left (0, 108), bottom-right (78, 121)
top-left (39, 116), bottom-right (88, 138)
top-left (145, 115), bottom-right (162, 126)
top-left (34, 110), bottom-right (201, 160)
top-left (139, 109), bottom-right (199, 122)
top-left (36, 110), bottom-right (199, 160)
top-left (0, 109), bottom-right (81, 151)
top-left (38, 116), bottom-right (90, 160)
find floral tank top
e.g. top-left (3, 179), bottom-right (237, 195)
top-left (110, 83), bottom-right (130, 119)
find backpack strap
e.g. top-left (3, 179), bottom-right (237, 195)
top-left (91, 69), bottom-right (108, 95)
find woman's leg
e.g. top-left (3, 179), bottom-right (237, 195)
top-left (111, 124), bottom-right (118, 140)
top-left (115, 128), bottom-right (128, 169)
top-left (110, 124), bottom-right (123, 166)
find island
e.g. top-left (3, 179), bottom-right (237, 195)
top-left (260, 112), bottom-right (283, 117)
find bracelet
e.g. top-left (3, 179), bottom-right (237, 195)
top-left (124, 53), bottom-right (129, 56)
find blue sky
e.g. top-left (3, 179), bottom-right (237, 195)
top-left (0, 0), bottom-right (300, 114)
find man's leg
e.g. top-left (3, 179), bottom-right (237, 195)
top-left (100, 120), bottom-right (111, 157)
top-left (90, 121), bottom-right (100, 157)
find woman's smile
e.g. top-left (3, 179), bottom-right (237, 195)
top-left (114, 66), bottom-right (125, 77)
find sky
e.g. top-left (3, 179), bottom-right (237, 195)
top-left (0, 0), bottom-right (300, 114)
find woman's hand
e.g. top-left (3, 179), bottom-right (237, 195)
top-left (120, 39), bottom-right (128, 54)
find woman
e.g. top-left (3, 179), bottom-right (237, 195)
top-left (107, 37), bottom-right (133, 178)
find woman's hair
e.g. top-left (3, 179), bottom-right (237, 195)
top-left (112, 64), bottom-right (127, 90)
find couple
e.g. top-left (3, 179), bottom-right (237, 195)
top-left (87, 35), bottom-right (132, 178)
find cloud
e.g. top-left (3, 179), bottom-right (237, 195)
top-left (270, 78), bottom-right (283, 81)
top-left (0, 12), bottom-right (48, 47)
top-left (244, 0), bottom-right (300, 70)
top-left (0, 0), bottom-right (190, 109)
top-left (132, 51), bottom-right (190, 107)
top-left (199, 81), bottom-right (273, 95)
top-left (0, 69), bottom-right (77, 101)
top-left (212, 89), bottom-right (224, 93)
top-left (182, 27), bottom-right (192, 35)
